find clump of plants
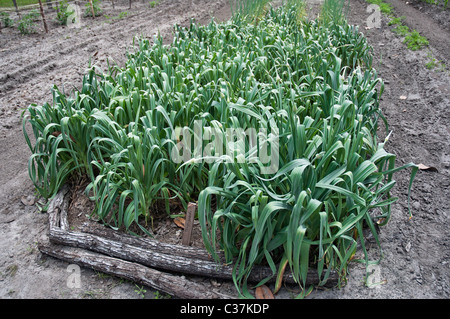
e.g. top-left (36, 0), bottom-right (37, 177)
top-left (56, 0), bottom-right (75, 25)
top-left (366, 0), bottom-right (393, 14)
top-left (387, 15), bottom-right (405, 26)
top-left (84, 0), bottom-right (102, 17)
top-left (23, 3), bottom-right (417, 297)
top-left (149, 0), bottom-right (159, 8)
top-left (17, 9), bottom-right (40, 34)
top-left (387, 15), bottom-right (429, 51)
top-left (0, 11), bottom-right (14, 28)
top-left (425, 52), bottom-right (447, 71)
top-left (404, 29), bottom-right (429, 50)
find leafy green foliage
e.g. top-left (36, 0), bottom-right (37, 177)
top-left (56, 0), bottom-right (75, 25)
top-left (321, 0), bottom-right (349, 25)
top-left (392, 24), bottom-right (410, 36)
top-left (366, 0), bottom-right (394, 14)
top-left (388, 16), bottom-right (405, 26)
top-left (420, 0), bottom-right (449, 8)
top-left (229, 0), bottom-right (271, 21)
top-left (17, 9), bottom-right (39, 34)
top-left (149, 0), bottom-right (159, 8)
top-left (404, 30), bottom-right (429, 50)
top-left (23, 4), bottom-right (417, 297)
top-left (0, 11), bottom-right (13, 27)
top-left (84, 0), bottom-right (102, 17)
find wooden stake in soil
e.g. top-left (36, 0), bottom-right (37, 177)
top-left (88, 0), bottom-right (95, 18)
top-left (38, 0), bottom-right (48, 33)
top-left (181, 203), bottom-right (197, 246)
top-left (12, 0), bottom-right (20, 18)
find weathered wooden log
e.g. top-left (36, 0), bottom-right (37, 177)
top-left (38, 241), bottom-right (235, 299)
top-left (47, 184), bottom-right (69, 229)
top-left (44, 187), bottom-right (340, 292)
top-left (49, 226), bottom-right (339, 287)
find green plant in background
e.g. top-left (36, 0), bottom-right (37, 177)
top-left (392, 24), bottom-right (410, 36)
top-left (229, 0), bottom-right (271, 21)
top-left (387, 15), bottom-right (405, 26)
top-left (0, 11), bottom-right (13, 27)
top-left (149, 0), bottom-right (158, 8)
top-left (17, 9), bottom-right (39, 34)
top-left (55, 0), bottom-right (75, 25)
top-left (118, 11), bottom-right (128, 19)
top-left (23, 3), bottom-right (418, 297)
top-left (404, 29), bottom-right (429, 50)
top-left (320, 0), bottom-right (349, 25)
top-left (84, 0), bottom-right (102, 17)
top-left (425, 52), bottom-right (447, 71)
top-left (420, 0), bottom-right (449, 8)
top-left (134, 285), bottom-right (146, 298)
top-left (366, 0), bottom-right (393, 14)
top-left (153, 290), bottom-right (171, 299)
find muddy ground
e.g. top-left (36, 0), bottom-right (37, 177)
top-left (0, 0), bottom-right (448, 299)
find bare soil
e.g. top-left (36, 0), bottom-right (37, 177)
top-left (0, 0), bottom-right (448, 299)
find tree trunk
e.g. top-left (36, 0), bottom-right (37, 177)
top-left (39, 241), bottom-right (235, 299)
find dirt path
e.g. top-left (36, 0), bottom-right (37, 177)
top-left (0, 0), bottom-right (448, 299)
top-left (386, 0), bottom-right (450, 65)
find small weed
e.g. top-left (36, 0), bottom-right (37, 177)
top-left (425, 52), bottom-right (447, 71)
top-left (404, 29), bottom-right (429, 50)
top-left (366, 0), bottom-right (393, 14)
top-left (149, 0), bottom-right (159, 8)
top-left (392, 24), bottom-right (410, 36)
top-left (153, 290), bottom-right (172, 299)
top-left (388, 15), bottom-right (405, 26)
top-left (95, 271), bottom-right (110, 279)
top-left (118, 11), bottom-right (128, 19)
top-left (134, 284), bottom-right (147, 298)
top-left (6, 264), bottom-right (18, 277)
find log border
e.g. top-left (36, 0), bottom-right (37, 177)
top-left (38, 185), bottom-right (340, 298)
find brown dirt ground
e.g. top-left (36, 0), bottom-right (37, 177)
top-left (0, 0), bottom-right (448, 299)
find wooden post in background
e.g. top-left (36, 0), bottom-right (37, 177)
top-left (88, 0), bottom-right (95, 18)
top-left (11, 0), bottom-right (20, 18)
top-left (38, 0), bottom-right (48, 33)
